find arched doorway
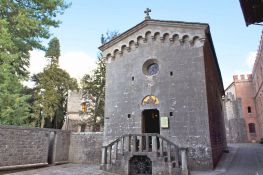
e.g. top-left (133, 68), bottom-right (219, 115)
top-left (142, 109), bottom-right (160, 134)
top-left (141, 95), bottom-right (160, 134)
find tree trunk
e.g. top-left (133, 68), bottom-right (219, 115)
top-left (40, 114), bottom-right (45, 128)
top-left (92, 89), bottom-right (103, 131)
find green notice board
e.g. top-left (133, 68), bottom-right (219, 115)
top-left (161, 116), bottom-right (169, 128)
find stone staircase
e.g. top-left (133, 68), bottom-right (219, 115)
top-left (100, 133), bottom-right (188, 175)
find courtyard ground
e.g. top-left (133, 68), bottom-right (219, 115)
top-left (3, 143), bottom-right (263, 175)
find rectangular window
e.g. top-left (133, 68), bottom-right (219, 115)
top-left (248, 123), bottom-right (256, 133)
top-left (82, 103), bottom-right (87, 112)
top-left (81, 125), bottom-right (86, 132)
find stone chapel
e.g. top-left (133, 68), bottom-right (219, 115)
top-left (99, 13), bottom-right (226, 175)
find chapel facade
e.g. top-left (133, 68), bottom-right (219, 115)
top-left (99, 17), bottom-right (226, 174)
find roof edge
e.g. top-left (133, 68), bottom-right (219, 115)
top-left (99, 19), bottom-right (209, 51)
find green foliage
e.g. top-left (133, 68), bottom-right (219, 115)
top-left (0, 0), bottom-right (70, 77)
top-left (32, 38), bottom-right (78, 128)
top-left (101, 31), bottom-right (119, 44)
top-left (45, 37), bottom-right (60, 66)
top-left (81, 31), bottom-right (119, 131)
top-left (81, 56), bottom-right (105, 131)
top-left (0, 19), bottom-right (31, 125)
top-left (260, 138), bottom-right (263, 144)
top-left (0, 64), bottom-right (31, 125)
top-left (0, 0), bottom-right (69, 126)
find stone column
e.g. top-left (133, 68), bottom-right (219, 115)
top-left (180, 148), bottom-right (188, 175)
top-left (132, 135), bottom-right (137, 152)
top-left (101, 147), bottom-right (107, 165)
top-left (121, 137), bottom-right (124, 155)
top-left (146, 136), bottom-right (149, 152)
top-left (139, 136), bottom-right (143, 152)
top-left (52, 131), bottom-right (58, 164)
top-left (159, 139), bottom-right (163, 156)
top-left (152, 136), bottom-right (157, 153)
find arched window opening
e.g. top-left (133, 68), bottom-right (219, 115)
top-left (80, 124), bottom-right (86, 132)
top-left (142, 95), bottom-right (160, 106)
top-left (247, 106), bottom-right (252, 113)
top-left (248, 123), bottom-right (256, 133)
top-left (81, 102), bottom-right (87, 113)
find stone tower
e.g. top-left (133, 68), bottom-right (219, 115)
top-left (225, 74), bottom-right (261, 142)
top-left (99, 18), bottom-right (226, 174)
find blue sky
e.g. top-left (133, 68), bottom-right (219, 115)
top-left (29, 0), bottom-right (262, 88)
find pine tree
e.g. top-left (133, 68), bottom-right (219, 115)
top-left (0, 0), bottom-right (70, 125)
top-left (33, 38), bottom-right (78, 128)
top-left (0, 19), bottom-right (30, 125)
top-left (45, 37), bottom-right (60, 66)
top-left (81, 31), bottom-right (119, 131)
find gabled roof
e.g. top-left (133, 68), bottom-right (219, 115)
top-left (99, 19), bottom-right (209, 51)
top-left (99, 18), bottom-right (224, 95)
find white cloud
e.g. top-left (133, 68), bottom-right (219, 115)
top-left (25, 50), bottom-right (97, 87)
top-left (59, 51), bottom-right (97, 81)
top-left (223, 51), bottom-right (257, 89)
top-left (233, 70), bottom-right (251, 76)
top-left (28, 50), bottom-right (48, 76)
top-left (246, 51), bottom-right (257, 69)
top-left (223, 76), bottom-right (233, 88)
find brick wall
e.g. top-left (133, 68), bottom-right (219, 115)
top-left (69, 132), bottom-right (103, 164)
top-left (252, 34), bottom-right (263, 139)
top-left (234, 75), bottom-right (260, 142)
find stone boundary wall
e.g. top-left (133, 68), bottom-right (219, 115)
top-left (69, 132), bottom-right (103, 164)
top-left (54, 130), bottom-right (71, 164)
top-left (0, 125), bottom-right (71, 170)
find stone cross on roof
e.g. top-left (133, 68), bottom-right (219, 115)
top-left (144, 8), bottom-right (151, 20)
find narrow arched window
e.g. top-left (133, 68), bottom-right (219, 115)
top-left (248, 123), bottom-right (256, 133)
top-left (80, 125), bottom-right (86, 132)
top-left (247, 106), bottom-right (252, 113)
top-left (81, 102), bottom-right (87, 113)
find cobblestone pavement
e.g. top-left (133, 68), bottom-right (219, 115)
top-left (192, 143), bottom-right (263, 175)
top-left (4, 143), bottom-right (263, 175)
top-left (220, 143), bottom-right (263, 175)
top-left (6, 164), bottom-right (117, 175)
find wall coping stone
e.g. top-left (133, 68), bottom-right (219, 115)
top-left (71, 132), bottom-right (102, 135)
top-left (0, 124), bottom-right (71, 133)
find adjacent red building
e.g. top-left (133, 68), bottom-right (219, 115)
top-left (225, 32), bottom-right (263, 142)
top-left (252, 33), bottom-right (263, 139)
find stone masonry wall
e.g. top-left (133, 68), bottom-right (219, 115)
top-left (203, 38), bottom-right (226, 168)
top-left (54, 130), bottom-right (71, 164)
top-left (69, 132), bottom-right (103, 164)
top-left (0, 125), bottom-right (71, 169)
top-left (0, 125), bottom-right (50, 168)
top-left (102, 21), bottom-right (222, 171)
top-left (223, 94), bottom-right (248, 143)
